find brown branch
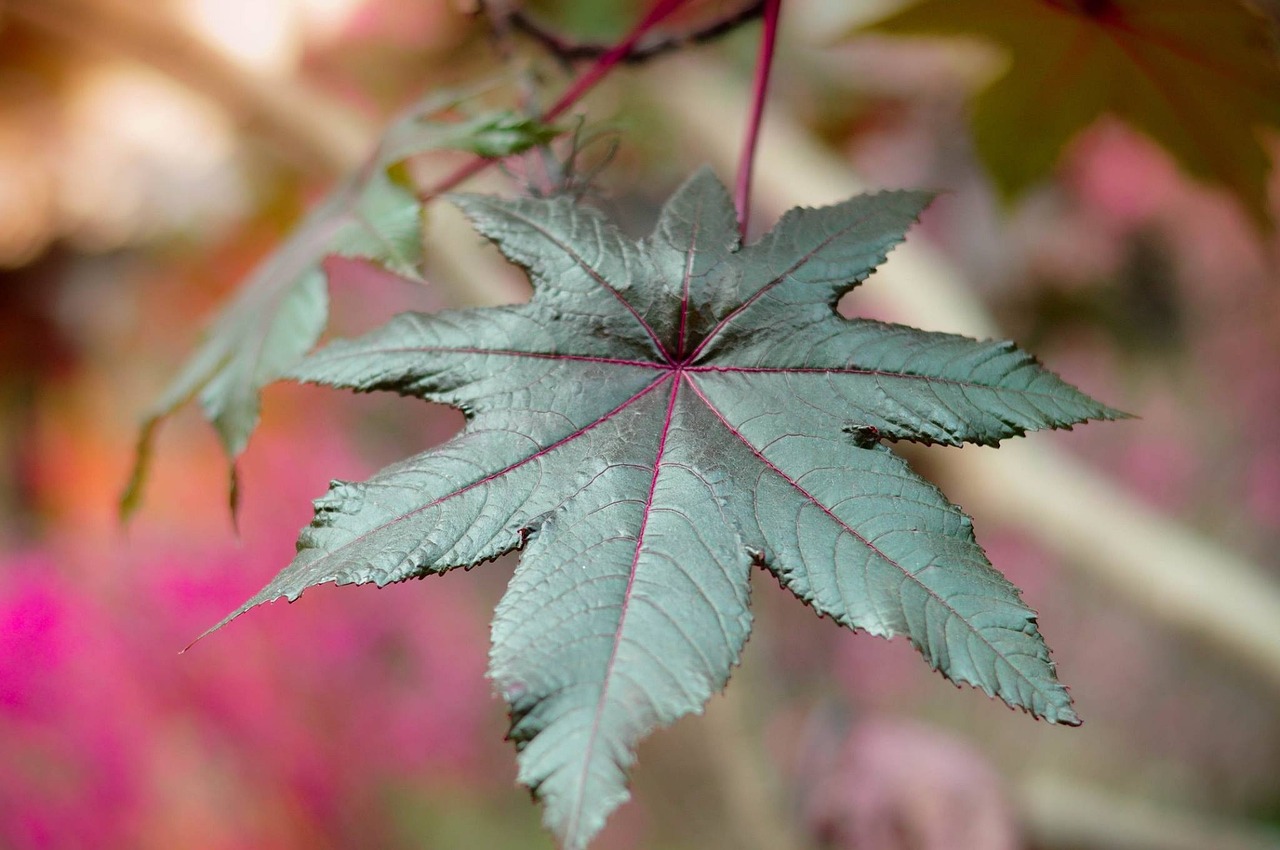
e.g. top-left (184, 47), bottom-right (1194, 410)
top-left (501, 0), bottom-right (766, 65)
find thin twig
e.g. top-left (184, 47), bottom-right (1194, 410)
top-left (542, 0), bottom-right (690, 121)
top-left (423, 0), bottom-right (694, 200)
top-left (734, 0), bottom-right (782, 236)
top-left (506, 0), bottom-right (766, 65)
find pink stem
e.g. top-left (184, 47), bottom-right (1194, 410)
top-left (425, 155), bottom-right (491, 198)
top-left (543, 0), bottom-right (690, 121)
top-left (425, 0), bottom-right (692, 198)
top-left (733, 0), bottom-right (781, 238)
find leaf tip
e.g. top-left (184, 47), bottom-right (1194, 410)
top-left (228, 462), bottom-right (243, 535)
top-left (1097, 403), bottom-right (1136, 423)
top-left (1040, 695), bottom-right (1082, 727)
top-left (118, 416), bottom-right (160, 525)
top-left (185, 583), bottom-right (289, 654)
top-left (181, 615), bottom-right (233, 654)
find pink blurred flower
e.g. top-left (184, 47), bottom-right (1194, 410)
top-left (0, 419), bottom-right (497, 848)
top-left (802, 716), bottom-right (1020, 850)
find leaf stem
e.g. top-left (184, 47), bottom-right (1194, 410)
top-left (733, 0), bottom-right (782, 237)
top-left (542, 0), bottom-right (690, 122)
top-left (423, 0), bottom-right (694, 199)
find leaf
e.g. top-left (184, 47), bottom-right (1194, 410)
top-left (382, 109), bottom-right (563, 163)
top-left (210, 169), bottom-right (1121, 849)
top-left (857, 0), bottom-right (1280, 228)
top-left (122, 102), bottom-right (562, 520)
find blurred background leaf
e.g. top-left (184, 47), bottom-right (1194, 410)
top-left (857, 0), bottom-right (1280, 229)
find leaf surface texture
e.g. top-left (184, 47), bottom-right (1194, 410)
top-left (217, 170), bottom-right (1120, 849)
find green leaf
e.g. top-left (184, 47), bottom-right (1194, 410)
top-left (210, 169), bottom-right (1122, 849)
top-left (121, 168), bottom-right (420, 520)
top-left (123, 101), bottom-right (562, 520)
top-left (383, 109), bottom-right (562, 163)
top-left (857, 0), bottom-right (1280, 228)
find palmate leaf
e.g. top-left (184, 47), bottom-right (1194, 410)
top-left (210, 170), bottom-right (1121, 849)
top-left (857, 0), bottom-right (1280, 228)
top-left (122, 103), bottom-right (561, 519)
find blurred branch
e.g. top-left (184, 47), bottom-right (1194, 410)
top-left (1019, 775), bottom-right (1280, 850)
top-left (493, 0), bottom-right (766, 65)
top-left (650, 53), bottom-right (1280, 696)
top-left (2, 0), bottom-right (529, 308)
top-left (3, 0), bottom-right (371, 174)
top-left (698, 671), bottom-right (808, 850)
